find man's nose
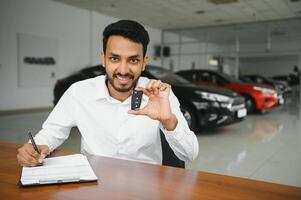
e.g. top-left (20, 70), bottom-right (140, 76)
top-left (119, 60), bottom-right (130, 74)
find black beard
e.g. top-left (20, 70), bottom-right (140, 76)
top-left (107, 73), bottom-right (138, 93)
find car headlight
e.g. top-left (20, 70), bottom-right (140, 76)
top-left (253, 86), bottom-right (276, 95)
top-left (195, 91), bottom-right (233, 103)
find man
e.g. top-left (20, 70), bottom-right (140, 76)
top-left (17, 20), bottom-right (199, 167)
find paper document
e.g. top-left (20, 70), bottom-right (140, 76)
top-left (20, 154), bottom-right (98, 186)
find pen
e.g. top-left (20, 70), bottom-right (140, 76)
top-left (28, 131), bottom-right (40, 154)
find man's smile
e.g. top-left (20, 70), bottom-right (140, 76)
top-left (114, 74), bottom-right (134, 85)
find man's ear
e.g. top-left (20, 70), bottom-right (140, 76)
top-left (101, 51), bottom-right (105, 68)
top-left (142, 56), bottom-right (148, 71)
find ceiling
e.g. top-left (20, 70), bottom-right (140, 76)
top-left (173, 17), bottom-right (301, 43)
top-left (53, 0), bottom-right (301, 29)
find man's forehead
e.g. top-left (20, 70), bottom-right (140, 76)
top-left (107, 36), bottom-right (142, 48)
top-left (106, 36), bottom-right (143, 57)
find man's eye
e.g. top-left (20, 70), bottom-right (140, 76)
top-left (109, 57), bottom-right (119, 62)
top-left (130, 59), bottom-right (139, 64)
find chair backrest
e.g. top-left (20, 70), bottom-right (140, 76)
top-left (160, 131), bottom-right (185, 168)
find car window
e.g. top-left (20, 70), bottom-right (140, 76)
top-left (242, 76), bottom-right (252, 82)
top-left (256, 77), bottom-right (263, 84)
top-left (249, 76), bottom-right (256, 82)
top-left (198, 72), bottom-right (212, 82)
top-left (161, 74), bottom-right (191, 84)
top-left (217, 72), bottom-right (241, 83)
top-left (212, 73), bottom-right (227, 85)
top-left (146, 66), bottom-right (172, 79)
top-left (178, 71), bottom-right (195, 81)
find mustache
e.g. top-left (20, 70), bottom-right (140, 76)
top-left (113, 73), bottom-right (134, 79)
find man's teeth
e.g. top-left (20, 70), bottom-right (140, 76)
top-left (117, 75), bottom-right (130, 81)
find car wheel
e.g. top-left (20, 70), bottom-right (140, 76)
top-left (244, 95), bottom-right (255, 113)
top-left (180, 105), bottom-right (197, 131)
top-left (259, 109), bottom-right (268, 114)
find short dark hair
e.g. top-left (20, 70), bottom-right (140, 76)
top-left (102, 20), bottom-right (150, 57)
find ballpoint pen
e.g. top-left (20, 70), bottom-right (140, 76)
top-left (28, 131), bottom-right (40, 154)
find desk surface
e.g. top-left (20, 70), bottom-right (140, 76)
top-left (0, 142), bottom-right (300, 200)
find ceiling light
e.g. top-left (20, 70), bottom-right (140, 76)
top-left (195, 10), bottom-right (205, 14)
top-left (209, 59), bottom-right (218, 66)
top-left (271, 31), bottom-right (286, 36)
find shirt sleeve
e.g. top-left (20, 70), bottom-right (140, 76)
top-left (160, 90), bottom-right (199, 162)
top-left (34, 85), bottom-right (77, 152)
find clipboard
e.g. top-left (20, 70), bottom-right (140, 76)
top-left (19, 154), bottom-right (98, 187)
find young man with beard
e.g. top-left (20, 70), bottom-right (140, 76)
top-left (17, 20), bottom-right (198, 167)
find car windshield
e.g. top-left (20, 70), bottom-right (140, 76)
top-left (254, 75), bottom-right (271, 83)
top-left (219, 72), bottom-right (241, 83)
top-left (161, 74), bottom-right (191, 84)
top-left (240, 76), bottom-right (252, 82)
top-left (147, 66), bottom-right (191, 84)
top-left (147, 66), bottom-right (172, 78)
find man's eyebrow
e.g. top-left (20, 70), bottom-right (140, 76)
top-left (108, 53), bottom-right (141, 59)
top-left (109, 53), bottom-right (120, 57)
top-left (128, 55), bottom-right (141, 59)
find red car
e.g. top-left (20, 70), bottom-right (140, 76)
top-left (176, 70), bottom-right (278, 113)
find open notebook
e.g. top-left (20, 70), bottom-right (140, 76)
top-left (20, 154), bottom-right (98, 186)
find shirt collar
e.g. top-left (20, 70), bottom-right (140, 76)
top-left (94, 75), bottom-right (110, 101)
top-left (94, 75), bottom-right (149, 101)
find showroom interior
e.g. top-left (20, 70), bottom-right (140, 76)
top-left (0, 0), bottom-right (301, 189)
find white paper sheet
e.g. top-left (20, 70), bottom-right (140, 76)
top-left (20, 154), bottom-right (98, 185)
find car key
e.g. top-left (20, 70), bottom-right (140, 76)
top-left (131, 90), bottom-right (143, 110)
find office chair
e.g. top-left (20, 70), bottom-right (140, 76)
top-left (160, 131), bottom-right (185, 168)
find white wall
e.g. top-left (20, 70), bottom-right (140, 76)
top-left (162, 31), bottom-right (220, 71)
top-left (239, 55), bottom-right (300, 77)
top-left (238, 39), bottom-right (301, 76)
top-left (162, 29), bottom-right (301, 77)
top-left (0, 0), bottom-right (162, 111)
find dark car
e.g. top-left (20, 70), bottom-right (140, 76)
top-left (240, 74), bottom-right (291, 105)
top-left (54, 65), bottom-right (246, 131)
top-left (144, 66), bottom-right (247, 130)
top-left (270, 74), bottom-right (300, 87)
top-left (176, 69), bottom-right (278, 113)
top-left (53, 65), bottom-right (104, 105)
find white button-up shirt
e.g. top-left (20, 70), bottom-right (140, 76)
top-left (34, 75), bottom-right (199, 164)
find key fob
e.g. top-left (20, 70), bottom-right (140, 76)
top-left (131, 90), bottom-right (143, 110)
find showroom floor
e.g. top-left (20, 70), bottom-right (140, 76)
top-left (0, 93), bottom-right (300, 187)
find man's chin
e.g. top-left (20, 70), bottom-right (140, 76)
top-left (113, 83), bottom-right (133, 92)
top-left (115, 87), bottom-right (132, 93)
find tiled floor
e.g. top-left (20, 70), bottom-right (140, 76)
top-left (188, 93), bottom-right (301, 187)
top-left (0, 93), bottom-right (300, 187)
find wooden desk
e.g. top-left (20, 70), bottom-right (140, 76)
top-left (0, 142), bottom-right (300, 200)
